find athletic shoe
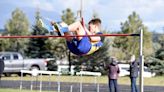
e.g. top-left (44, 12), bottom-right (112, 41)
top-left (52, 22), bottom-right (69, 36)
top-left (39, 19), bottom-right (54, 32)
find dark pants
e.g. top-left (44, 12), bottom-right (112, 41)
top-left (109, 79), bottom-right (119, 92)
top-left (130, 77), bottom-right (138, 92)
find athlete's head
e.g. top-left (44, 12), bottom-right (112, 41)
top-left (88, 18), bottom-right (101, 33)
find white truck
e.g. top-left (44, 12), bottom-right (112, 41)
top-left (0, 52), bottom-right (48, 77)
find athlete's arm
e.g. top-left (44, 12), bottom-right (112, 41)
top-left (83, 26), bottom-right (101, 42)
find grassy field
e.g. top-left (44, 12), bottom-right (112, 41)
top-left (1, 75), bottom-right (164, 86)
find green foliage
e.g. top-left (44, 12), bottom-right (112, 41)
top-left (158, 33), bottom-right (164, 48)
top-left (154, 33), bottom-right (164, 60)
top-left (147, 57), bottom-right (164, 75)
top-left (147, 32), bottom-right (164, 75)
top-left (152, 32), bottom-right (162, 51)
top-left (26, 10), bottom-right (53, 58)
top-left (27, 26), bottom-right (53, 58)
top-left (113, 12), bottom-right (153, 60)
top-left (4, 8), bottom-right (30, 54)
top-left (35, 9), bottom-right (43, 27)
top-left (155, 48), bottom-right (164, 60)
top-left (45, 38), bottom-right (67, 59)
top-left (62, 8), bottom-right (75, 25)
top-left (0, 33), bottom-right (10, 51)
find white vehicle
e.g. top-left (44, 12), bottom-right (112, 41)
top-left (143, 67), bottom-right (156, 78)
top-left (57, 65), bottom-right (75, 75)
top-left (118, 64), bottom-right (130, 77)
top-left (118, 64), bottom-right (155, 77)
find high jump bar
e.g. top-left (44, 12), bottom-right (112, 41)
top-left (0, 34), bottom-right (140, 38)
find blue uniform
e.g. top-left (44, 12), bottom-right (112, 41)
top-left (67, 32), bottom-right (103, 55)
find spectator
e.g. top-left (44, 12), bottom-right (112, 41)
top-left (0, 58), bottom-right (4, 80)
top-left (107, 57), bottom-right (120, 92)
top-left (129, 55), bottom-right (139, 92)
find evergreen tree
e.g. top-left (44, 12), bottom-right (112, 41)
top-left (113, 12), bottom-right (153, 60)
top-left (152, 32), bottom-right (162, 51)
top-left (26, 9), bottom-right (52, 58)
top-left (4, 8), bottom-right (30, 54)
top-left (0, 38), bottom-right (10, 51)
top-left (146, 32), bottom-right (164, 75)
top-left (155, 33), bottom-right (164, 60)
top-left (62, 8), bottom-right (75, 25)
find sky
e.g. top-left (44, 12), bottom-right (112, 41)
top-left (0, 0), bottom-right (164, 33)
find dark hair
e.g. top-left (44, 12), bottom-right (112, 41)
top-left (88, 18), bottom-right (101, 25)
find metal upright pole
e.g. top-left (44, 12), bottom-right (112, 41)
top-left (58, 73), bottom-right (61, 92)
top-left (80, 73), bottom-right (83, 92)
top-left (139, 29), bottom-right (144, 92)
top-left (80, 0), bottom-right (83, 18)
top-left (20, 71), bottom-right (23, 90)
top-left (40, 73), bottom-right (43, 92)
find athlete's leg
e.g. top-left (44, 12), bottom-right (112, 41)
top-left (67, 21), bottom-right (87, 40)
top-left (51, 21), bottom-right (89, 41)
top-left (52, 21), bottom-right (88, 40)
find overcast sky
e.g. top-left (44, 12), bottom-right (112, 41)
top-left (0, 0), bottom-right (164, 33)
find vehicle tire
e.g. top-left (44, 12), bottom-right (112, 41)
top-left (4, 73), bottom-right (11, 77)
top-left (30, 66), bottom-right (40, 76)
top-left (31, 66), bottom-right (40, 71)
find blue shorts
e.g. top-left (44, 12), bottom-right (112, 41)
top-left (67, 37), bottom-right (91, 55)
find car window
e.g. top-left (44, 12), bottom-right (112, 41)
top-left (13, 54), bottom-right (19, 60)
top-left (2, 54), bottom-right (11, 60)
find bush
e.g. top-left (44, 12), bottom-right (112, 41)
top-left (147, 57), bottom-right (164, 75)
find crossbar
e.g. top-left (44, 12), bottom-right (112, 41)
top-left (0, 34), bottom-right (140, 38)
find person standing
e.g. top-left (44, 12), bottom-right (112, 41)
top-left (0, 58), bottom-right (4, 82)
top-left (129, 55), bottom-right (139, 92)
top-left (107, 57), bottom-right (120, 92)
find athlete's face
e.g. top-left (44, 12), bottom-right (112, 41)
top-left (88, 24), bottom-right (97, 33)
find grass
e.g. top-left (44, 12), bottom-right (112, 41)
top-left (1, 75), bottom-right (164, 86)
top-left (118, 76), bottom-right (164, 86)
top-left (0, 88), bottom-right (57, 92)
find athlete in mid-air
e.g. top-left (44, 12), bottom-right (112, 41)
top-left (40, 18), bottom-right (103, 55)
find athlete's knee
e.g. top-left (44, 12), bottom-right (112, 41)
top-left (73, 21), bottom-right (83, 28)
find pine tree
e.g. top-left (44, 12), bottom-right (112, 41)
top-left (146, 32), bottom-right (164, 75)
top-left (62, 8), bottom-right (75, 25)
top-left (113, 12), bottom-right (153, 60)
top-left (26, 9), bottom-right (52, 58)
top-left (155, 34), bottom-right (164, 60)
